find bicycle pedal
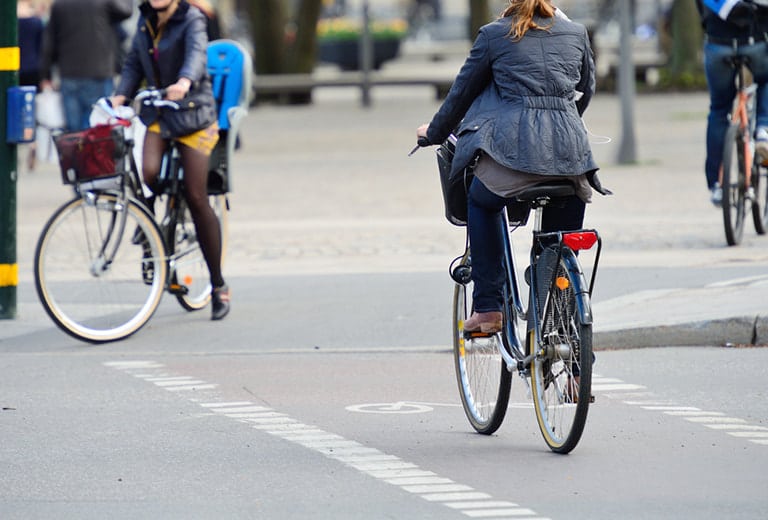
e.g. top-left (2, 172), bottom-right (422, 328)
top-left (168, 283), bottom-right (189, 295)
top-left (464, 330), bottom-right (498, 339)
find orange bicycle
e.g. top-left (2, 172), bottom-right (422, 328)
top-left (721, 54), bottom-right (768, 245)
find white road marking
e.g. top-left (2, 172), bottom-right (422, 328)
top-left (593, 376), bottom-right (767, 446)
top-left (105, 360), bottom-right (552, 520)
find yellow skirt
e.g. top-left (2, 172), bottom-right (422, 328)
top-left (147, 121), bottom-right (220, 157)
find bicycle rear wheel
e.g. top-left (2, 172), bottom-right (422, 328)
top-left (34, 194), bottom-right (166, 343)
top-left (751, 160), bottom-right (768, 234)
top-left (530, 250), bottom-right (592, 454)
top-left (171, 194), bottom-right (229, 311)
top-left (452, 250), bottom-right (511, 435)
top-left (722, 124), bottom-right (747, 246)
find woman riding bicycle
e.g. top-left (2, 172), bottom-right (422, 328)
top-left (109, 0), bottom-right (230, 320)
top-left (416, 0), bottom-right (607, 334)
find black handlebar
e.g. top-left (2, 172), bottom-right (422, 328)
top-left (408, 136), bottom-right (433, 156)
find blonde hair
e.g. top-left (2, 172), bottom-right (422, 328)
top-left (500, 0), bottom-right (555, 40)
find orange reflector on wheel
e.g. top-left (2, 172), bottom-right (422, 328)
top-left (556, 276), bottom-right (570, 290)
top-left (183, 275), bottom-right (194, 285)
top-left (562, 231), bottom-right (598, 251)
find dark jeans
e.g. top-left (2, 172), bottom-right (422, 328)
top-left (704, 40), bottom-right (768, 190)
top-left (60, 77), bottom-right (114, 132)
top-left (467, 177), bottom-right (585, 312)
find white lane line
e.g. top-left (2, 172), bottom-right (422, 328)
top-left (421, 492), bottom-right (493, 502)
top-left (662, 411), bottom-right (725, 417)
top-left (463, 509), bottom-right (537, 517)
top-left (593, 378), bottom-right (767, 448)
top-left (105, 360), bottom-right (551, 520)
top-left (207, 406), bottom-right (273, 413)
top-left (445, 502), bottom-right (519, 510)
top-left (164, 384), bottom-right (219, 391)
top-left (384, 476), bottom-right (455, 486)
top-left (641, 406), bottom-right (701, 411)
top-left (152, 380), bottom-right (207, 386)
top-left (197, 401), bottom-right (254, 408)
top-left (591, 383), bottom-right (645, 391)
top-left (704, 424), bottom-right (768, 431)
top-left (684, 417), bottom-right (747, 424)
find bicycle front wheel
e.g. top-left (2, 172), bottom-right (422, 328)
top-left (530, 250), bottom-right (592, 454)
top-left (751, 160), bottom-right (768, 234)
top-left (722, 124), bottom-right (747, 246)
top-left (171, 195), bottom-right (228, 311)
top-left (34, 194), bottom-right (167, 343)
top-left (452, 250), bottom-right (511, 435)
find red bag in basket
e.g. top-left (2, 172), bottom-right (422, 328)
top-left (54, 124), bottom-right (127, 184)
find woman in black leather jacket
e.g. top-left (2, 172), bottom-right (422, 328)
top-left (111, 0), bottom-right (229, 320)
top-left (417, 0), bottom-right (603, 333)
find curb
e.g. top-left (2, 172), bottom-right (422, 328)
top-left (594, 315), bottom-right (767, 349)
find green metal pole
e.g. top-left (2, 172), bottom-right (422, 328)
top-left (0, 2), bottom-right (19, 319)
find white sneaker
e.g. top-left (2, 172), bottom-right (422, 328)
top-left (756, 127), bottom-right (768, 165)
top-left (711, 183), bottom-right (723, 208)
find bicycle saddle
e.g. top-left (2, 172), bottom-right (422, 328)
top-left (514, 181), bottom-right (576, 203)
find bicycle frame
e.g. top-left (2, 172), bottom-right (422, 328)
top-left (494, 206), bottom-right (601, 375)
top-left (721, 60), bottom-right (758, 190)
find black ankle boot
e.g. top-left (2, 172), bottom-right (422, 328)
top-left (211, 285), bottom-right (230, 320)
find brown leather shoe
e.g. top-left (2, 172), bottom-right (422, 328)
top-left (464, 311), bottom-right (502, 333)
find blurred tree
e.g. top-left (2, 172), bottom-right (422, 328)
top-left (665, 0), bottom-right (704, 87)
top-left (247, 0), bottom-right (322, 102)
top-left (469, 0), bottom-right (491, 38)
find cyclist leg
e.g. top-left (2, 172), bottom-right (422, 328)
top-left (540, 194), bottom-right (585, 232)
top-left (178, 143), bottom-right (225, 289)
top-left (704, 42), bottom-right (738, 191)
top-left (142, 129), bottom-right (168, 203)
top-left (466, 177), bottom-right (507, 331)
top-left (741, 41), bottom-right (768, 128)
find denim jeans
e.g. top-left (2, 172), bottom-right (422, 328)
top-left (467, 177), bottom-right (585, 312)
top-left (704, 40), bottom-right (768, 190)
top-left (60, 77), bottom-right (114, 132)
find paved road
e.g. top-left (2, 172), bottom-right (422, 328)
top-left (2, 85), bottom-right (768, 519)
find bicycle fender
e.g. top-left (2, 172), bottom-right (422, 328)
top-left (562, 250), bottom-right (593, 325)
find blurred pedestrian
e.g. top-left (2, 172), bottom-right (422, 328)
top-left (697, 0), bottom-right (768, 207)
top-left (40, 0), bottom-right (133, 132)
top-left (416, 0), bottom-right (607, 333)
top-left (187, 0), bottom-right (222, 41)
top-left (18, 0), bottom-right (45, 170)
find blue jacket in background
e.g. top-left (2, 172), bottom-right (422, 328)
top-left (698, 0), bottom-right (768, 37)
top-left (426, 15), bottom-right (598, 179)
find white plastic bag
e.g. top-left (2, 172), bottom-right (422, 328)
top-left (34, 90), bottom-right (66, 164)
top-left (35, 90), bottom-right (65, 129)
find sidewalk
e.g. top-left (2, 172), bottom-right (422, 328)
top-left (6, 80), bottom-right (768, 348)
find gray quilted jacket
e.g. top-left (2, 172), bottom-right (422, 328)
top-left (426, 14), bottom-right (599, 179)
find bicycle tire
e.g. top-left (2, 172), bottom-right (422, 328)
top-left (722, 124), bottom-right (747, 246)
top-left (751, 160), bottom-right (768, 234)
top-left (172, 194), bottom-right (228, 311)
top-left (530, 250), bottom-right (592, 454)
top-left (34, 194), bottom-right (166, 343)
top-left (452, 250), bottom-right (511, 435)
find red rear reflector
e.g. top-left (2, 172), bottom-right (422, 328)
top-left (563, 232), bottom-right (598, 251)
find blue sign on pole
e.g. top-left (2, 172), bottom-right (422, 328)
top-left (6, 85), bottom-right (36, 143)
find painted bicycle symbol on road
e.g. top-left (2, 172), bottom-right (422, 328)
top-left (345, 401), bottom-right (459, 414)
